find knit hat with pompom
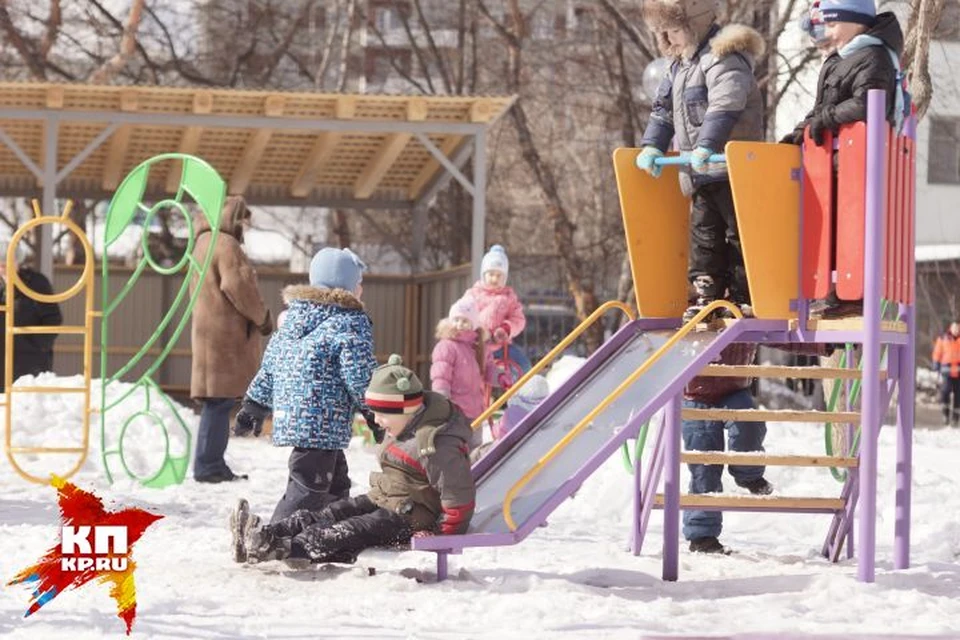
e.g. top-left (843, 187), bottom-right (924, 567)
top-left (364, 354), bottom-right (424, 414)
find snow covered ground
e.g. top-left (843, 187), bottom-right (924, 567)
top-left (1, 373), bottom-right (960, 639)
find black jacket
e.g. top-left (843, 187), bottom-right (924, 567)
top-left (0, 267), bottom-right (63, 389)
top-left (788, 12), bottom-right (903, 141)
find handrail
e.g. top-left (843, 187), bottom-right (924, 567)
top-left (650, 154), bottom-right (727, 167)
top-left (500, 299), bottom-right (742, 532)
top-left (470, 300), bottom-right (636, 430)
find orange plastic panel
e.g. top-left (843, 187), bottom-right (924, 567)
top-left (801, 129), bottom-right (834, 299)
top-left (836, 122), bottom-right (871, 300)
top-left (612, 148), bottom-right (689, 318)
top-left (726, 141), bottom-right (801, 319)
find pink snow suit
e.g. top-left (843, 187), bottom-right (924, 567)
top-left (464, 281), bottom-right (526, 344)
top-left (430, 322), bottom-right (497, 420)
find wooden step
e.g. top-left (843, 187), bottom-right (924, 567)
top-left (681, 408), bottom-right (860, 423)
top-left (788, 318), bottom-right (908, 333)
top-left (12, 325), bottom-right (87, 335)
top-left (681, 452), bottom-right (858, 468)
top-left (700, 364), bottom-right (887, 380)
top-left (653, 494), bottom-right (845, 512)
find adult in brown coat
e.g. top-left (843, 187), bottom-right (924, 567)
top-left (190, 195), bottom-right (273, 483)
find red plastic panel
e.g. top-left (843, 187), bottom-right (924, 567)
top-left (897, 134), bottom-right (908, 303)
top-left (836, 122), bottom-right (870, 300)
top-left (891, 133), bottom-right (903, 302)
top-left (883, 127), bottom-right (895, 300)
top-left (801, 129), bottom-right (834, 299)
top-left (906, 136), bottom-right (916, 303)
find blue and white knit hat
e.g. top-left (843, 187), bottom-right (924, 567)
top-left (309, 247), bottom-right (366, 291)
top-left (819, 0), bottom-right (876, 26)
top-left (481, 245), bottom-right (509, 281)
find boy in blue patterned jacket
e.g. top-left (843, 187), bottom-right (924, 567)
top-left (234, 247), bottom-right (378, 524)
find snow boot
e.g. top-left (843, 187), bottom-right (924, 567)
top-left (229, 498), bottom-right (255, 563)
top-left (737, 477), bottom-right (774, 495)
top-left (683, 275), bottom-right (723, 323)
top-left (689, 536), bottom-right (730, 554)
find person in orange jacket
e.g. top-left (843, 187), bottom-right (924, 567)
top-left (932, 322), bottom-right (960, 426)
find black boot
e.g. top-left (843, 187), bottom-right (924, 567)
top-left (683, 275), bottom-right (723, 323)
top-left (737, 477), bottom-right (774, 495)
top-left (229, 498), bottom-right (255, 563)
top-left (728, 266), bottom-right (754, 317)
top-left (689, 536), bottom-right (730, 554)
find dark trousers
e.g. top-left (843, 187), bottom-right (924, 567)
top-left (193, 397), bottom-right (236, 479)
top-left (681, 389), bottom-right (767, 540)
top-left (270, 448), bottom-right (351, 524)
top-left (689, 181), bottom-right (749, 302)
top-left (940, 375), bottom-right (960, 422)
top-left (268, 495), bottom-right (413, 563)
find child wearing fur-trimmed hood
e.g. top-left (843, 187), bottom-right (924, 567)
top-left (636, 0), bottom-right (765, 323)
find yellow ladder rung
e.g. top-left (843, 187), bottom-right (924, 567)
top-left (681, 452), bottom-right (858, 468)
top-left (10, 386), bottom-right (87, 393)
top-left (13, 325), bottom-right (88, 335)
top-left (654, 494), bottom-right (846, 511)
top-left (8, 446), bottom-right (86, 454)
top-left (681, 408), bottom-right (861, 424)
top-left (700, 365), bottom-right (887, 380)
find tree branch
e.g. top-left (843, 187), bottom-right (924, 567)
top-left (88, 0), bottom-right (145, 84)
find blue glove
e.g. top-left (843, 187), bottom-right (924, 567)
top-left (636, 146), bottom-right (664, 178)
top-left (933, 362), bottom-right (941, 374)
top-left (690, 146), bottom-right (715, 173)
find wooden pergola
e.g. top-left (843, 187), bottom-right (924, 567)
top-left (0, 82), bottom-right (514, 276)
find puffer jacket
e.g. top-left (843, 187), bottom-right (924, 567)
top-left (246, 285), bottom-right (376, 449)
top-left (788, 12), bottom-right (903, 142)
top-left (463, 281), bottom-right (526, 342)
top-left (367, 392), bottom-right (476, 534)
top-left (933, 332), bottom-right (960, 378)
top-left (430, 321), bottom-right (497, 420)
top-left (641, 23), bottom-right (765, 196)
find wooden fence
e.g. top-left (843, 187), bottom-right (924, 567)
top-left (50, 263), bottom-right (472, 397)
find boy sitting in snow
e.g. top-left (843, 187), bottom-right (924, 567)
top-left (229, 355), bottom-right (476, 565)
top-left (233, 247), bottom-right (379, 524)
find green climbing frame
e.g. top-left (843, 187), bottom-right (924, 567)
top-left (100, 154), bottom-right (226, 488)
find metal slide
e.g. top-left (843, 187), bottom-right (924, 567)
top-left (416, 321), bottom-right (741, 549)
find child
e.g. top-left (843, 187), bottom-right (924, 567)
top-left (229, 355), bottom-right (476, 565)
top-left (233, 247), bottom-right (377, 524)
top-left (464, 245), bottom-right (531, 372)
top-left (781, 1), bottom-right (904, 317)
top-left (636, 0), bottom-right (765, 322)
top-left (430, 298), bottom-right (509, 449)
top-left (492, 374), bottom-right (550, 441)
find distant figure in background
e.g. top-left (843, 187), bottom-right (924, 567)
top-left (0, 240), bottom-right (63, 390)
top-left (190, 195), bottom-right (273, 483)
top-left (932, 322), bottom-right (960, 426)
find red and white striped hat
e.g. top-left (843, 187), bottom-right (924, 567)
top-left (364, 354), bottom-right (424, 415)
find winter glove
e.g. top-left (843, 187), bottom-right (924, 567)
top-left (493, 326), bottom-right (509, 343)
top-left (933, 362), bottom-right (941, 374)
top-left (636, 146), bottom-right (664, 178)
top-left (234, 396), bottom-right (270, 437)
top-left (690, 146), bottom-right (714, 173)
top-left (362, 409), bottom-right (385, 444)
top-left (497, 372), bottom-right (513, 390)
top-left (780, 130), bottom-right (803, 145)
top-left (808, 115), bottom-right (830, 147)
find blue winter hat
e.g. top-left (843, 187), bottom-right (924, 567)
top-left (480, 244), bottom-right (509, 281)
top-left (309, 247), bottom-right (366, 291)
top-left (819, 0), bottom-right (876, 26)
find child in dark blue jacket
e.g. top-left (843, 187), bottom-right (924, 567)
top-left (235, 247), bottom-right (378, 523)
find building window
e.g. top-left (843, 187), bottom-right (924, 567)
top-left (935, 2), bottom-right (959, 41)
top-left (928, 118), bottom-right (960, 184)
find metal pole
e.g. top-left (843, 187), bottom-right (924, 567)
top-left (857, 89), bottom-right (887, 583)
top-left (894, 113), bottom-right (918, 570)
top-left (662, 394), bottom-right (681, 581)
top-left (632, 422), bottom-right (643, 555)
top-left (40, 116), bottom-right (58, 278)
top-left (471, 130), bottom-right (487, 280)
top-left (436, 552), bottom-right (448, 582)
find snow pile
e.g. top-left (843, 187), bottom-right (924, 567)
top-left (1, 375), bottom-right (959, 638)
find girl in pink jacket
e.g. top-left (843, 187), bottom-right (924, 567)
top-left (430, 298), bottom-right (508, 448)
top-left (463, 245), bottom-right (531, 373)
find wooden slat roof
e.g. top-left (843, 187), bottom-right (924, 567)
top-left (0, 82), bottom-right (515, 208)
